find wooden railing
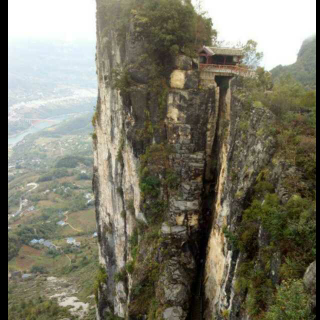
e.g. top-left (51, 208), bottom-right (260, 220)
top-left (199, 64), bottom-right (256, 77)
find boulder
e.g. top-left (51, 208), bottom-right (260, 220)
top-left (170, 70), bottom-right (186, 89)
top-left (170, 70), bottom-right (199, 90)
top-left (303, 261), bottom-right (317, 293)
top-left (163, 307), bottom-right (186, 320)
top-left (161, 222), bottom-right (187, 237)
top-left (303, 261), bottom-right (316, 312)
top-left (304, 260), bottom-right (316, 294)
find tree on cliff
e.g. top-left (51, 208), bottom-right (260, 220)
top-left (132, 0), bottom-right (216, 63)
top-left (242, 39), bottom-right (264, 69)
top-left (99, 0), bottom-right (216, 66)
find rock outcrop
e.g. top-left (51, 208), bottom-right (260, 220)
top-left (93, 1), bottom-right (315, 320)
top-left (304, 261), bottom-right (316, 313)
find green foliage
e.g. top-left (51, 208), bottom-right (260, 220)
top-left (127, 224), bottom-right (164, 317)
top-left (234, 68), bottom-right (316, 201)
top-left (117, 186), bottom-right (124, 197)
top-left (120, 210), bottom-right (126, 219)
top-left (129, 256), bottom-right (161, 316)
top-left (92, 132), bottom-right (97, 142)
top-left (222, 226), bottom-right (238, 250)
top-left (55, 156), bottom-right (93, 169)
top-left (265, 280), bottom-right (315, 320)
top-left (147, 298), bottom-right (159, 320)
top-left (264, 75), bottom-right (306, 117)
top-left (93, 265), bottom-right (108, 304)
top-left (111, 67), bottom-right (133, 93)
top-left (30, 265), bottom-right (48, 274)
top-left (37, 168), bottom-right (72, 182)
top-left (114, 267), bottom-right (127, 283)
top-left (68, 194), bottom-right (88, 212)
top-left (99, 0), bottom-right (216, 82)
top-left (125, 260), bottom-right (135, 274)
top-left (127, 199), bottom-right (135, 216)
top-left (116, 134), bottom-right (125, 167)
top-left (104, 312), bottom-right (124, 320)
top-left (45, 248), bottom-right (60, 258)
top-left (138, 144), bottom-right (174, 223)
top-left (129, 228), bottom-right (139, 248)
top-left (76, 172), bottom-right (91, 180)
top-left (8, 234), bottom-right (21, 261)
top-left (16, 226), bottom-right (38, 244)
top-left (8, 297), bottom-right (75, 320)
top-left (140, 175), bottom-right (161, 198)
top-left (300, 90), bottom-right (316, 128)
top-left (164, 169), bottom-right (180, 190)
top-left (92, 108), bottom-right (100, 127)
top-left (242, 39), bottom-right (264, 69)
top-left (132, 0), bottom-right (215, 64)
top-left (236, 187), bottom-right (315, 317)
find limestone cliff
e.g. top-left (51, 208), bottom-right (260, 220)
top-left (93, 1), bottom-right (316, 320)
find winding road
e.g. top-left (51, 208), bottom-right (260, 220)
top-left (63, 211), bottom-right (82, 233)
top-left (27, 183), bottom-right (39, 192)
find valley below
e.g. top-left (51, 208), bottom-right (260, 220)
top-left (8, 113), bottom-right (98, 320)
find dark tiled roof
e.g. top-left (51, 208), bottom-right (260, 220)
top-left (200, 46), bottom-right (244, 56)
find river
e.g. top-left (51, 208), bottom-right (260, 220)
top-left (8, 114), bottom-right (77, 147)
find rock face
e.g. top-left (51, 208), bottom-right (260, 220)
top-left (203, 100), bottom-right (276, 319)
top-left (92, 2), bottom-right (291, 320)
top-left (304, 261), bottom-right (316, 312)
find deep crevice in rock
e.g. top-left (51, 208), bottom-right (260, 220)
top-left (188, 77), bottom-right (231, 320)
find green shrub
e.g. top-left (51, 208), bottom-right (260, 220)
top-left (8, 297), bottom-right (75, 320)
top-left (112, 68), bottom-right (133, 93)
top-left (120, 210), bottom-right (126, 219)
top-left (76, 173), bottom-right (91, 180)
top-left (140, 175), bottom-right (161, 198)
top-left (93, 265), bottom-right (108, 304)
top-left (132, 0), bottom-right (215, 65)
top-left (55, 156), bottom-right (93, 169)
top-left (127, 199), bottom-right (135, 216)
top-left (114, 268), bottom-right (127, 283)
top-left (265, 280), bottom-right (315, 320)
top-left (236, 189), bottom-right (315, 317)
top-left (8, 235), bottom-right (21, 261)
top-left (125, 260), bottom-right (135, 274)
top-left (30, 265), bottom-right (48, 274)
top-left (117, 186), bottom-right (124, 197)
top-left (104, 312), bottom-right (124, 320)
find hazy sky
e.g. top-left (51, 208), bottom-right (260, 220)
top-left (8, 0), bottom-right (316, 70)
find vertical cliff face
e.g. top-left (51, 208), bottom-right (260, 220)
top-left (93, 2), bottom-right (314, 320)
top-left (92, 3), bottom-right (265, 318)
top-left (203, 96), bottom-right (276, 319)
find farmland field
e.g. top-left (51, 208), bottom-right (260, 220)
top-left (8, 113), bottom-right (98, 320)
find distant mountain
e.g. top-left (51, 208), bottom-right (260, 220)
top-left (271, 35), bottom-right (316, 89)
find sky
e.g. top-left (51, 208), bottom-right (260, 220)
top-left (8, 0), bottom-right (97, 43)
top-left (8, 0), bottom-right (316, 70)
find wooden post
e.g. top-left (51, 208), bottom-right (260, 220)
top-left (223, 56), bottom-right (226, 65)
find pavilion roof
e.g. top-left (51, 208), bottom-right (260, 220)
top-left (200, 46), bottom-right (244, 57)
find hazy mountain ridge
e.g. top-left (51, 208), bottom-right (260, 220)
top-left (271, 35), bottom-right (316, 89)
